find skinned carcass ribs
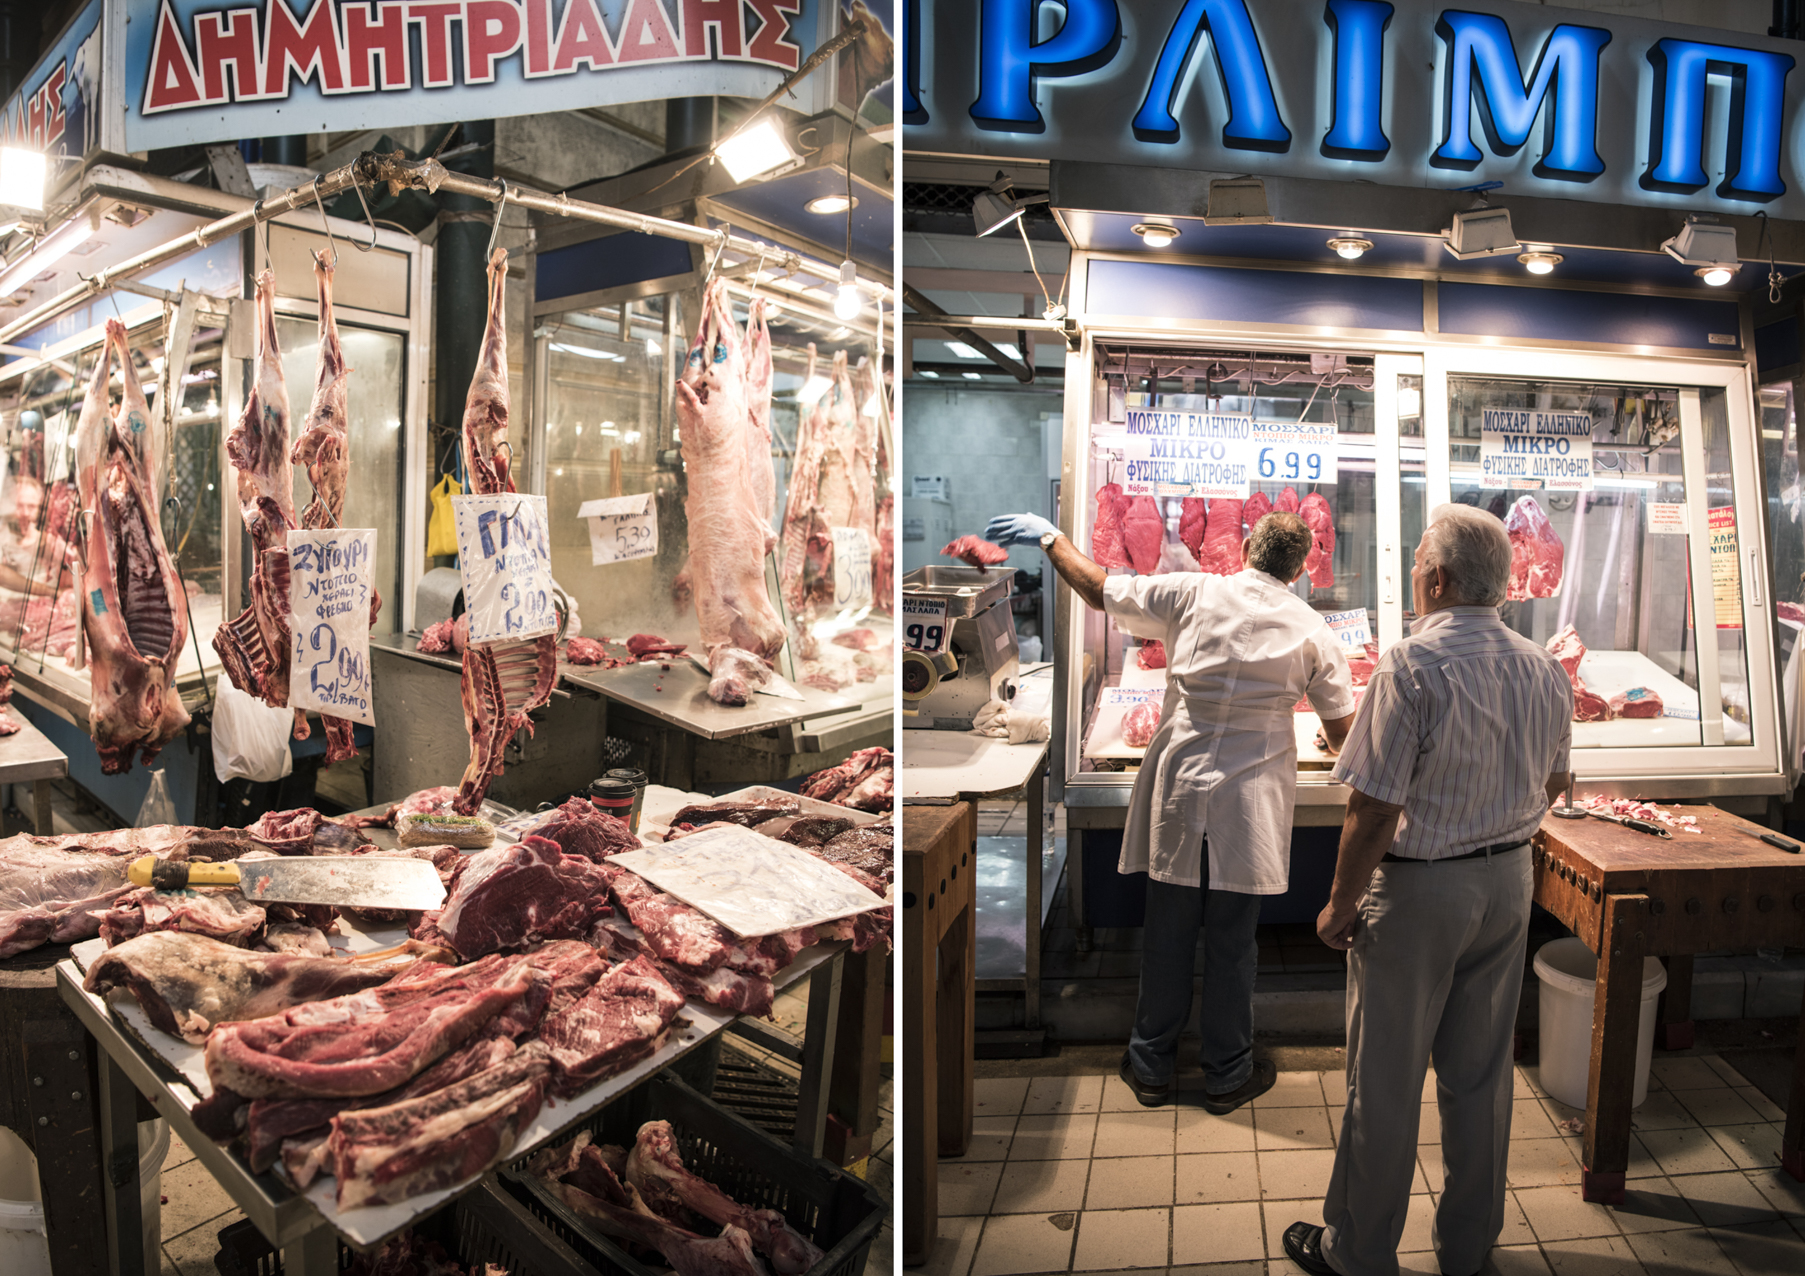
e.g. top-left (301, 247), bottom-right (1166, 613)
top-left (214, 269), bottom-right (299, 719)
top-left (291, 252), bottom-right (381, 764)
top-left (75, 319), bottom-right (191, 772)
top-left (778, 345), bottom-right (875, 642)
top-left (677, 279), bottom-right (787, 704)
top-left (744, 298), bottom-right (777, 552)
top-left (453, 248), bottom-right (558, 815)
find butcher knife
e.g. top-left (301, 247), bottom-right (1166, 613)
top-left (125, 854), bottom-right (447, 910)
top-left (1584, 810), bottom-right (1672, 840)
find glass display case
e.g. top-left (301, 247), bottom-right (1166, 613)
top-left (1059, 338), bottom-right (1783, 806)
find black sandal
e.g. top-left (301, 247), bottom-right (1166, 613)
top-left (1281, 1222), bottom-right (1336, 1276)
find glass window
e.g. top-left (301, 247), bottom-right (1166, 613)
top-left (1398, 373), bottom-right (1426, 626)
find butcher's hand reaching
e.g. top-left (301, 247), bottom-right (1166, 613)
top-left (987, 514), bottom-right (1107, 612)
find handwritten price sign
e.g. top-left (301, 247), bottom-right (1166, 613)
top-left (577, 493), bottom-right (658, 566)
top-left (287, 529), bottom-right (376, 726)
top-left (902, 595), bottom-right (949, 654)
top-left (454, 494), bottom-right (557, 645)
top-left (832, 527), bottom-right (873, 610)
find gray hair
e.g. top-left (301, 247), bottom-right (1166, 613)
top-left (1247, 511), bottom-right (1313, 582)
top-left (1423, 503), bottom-right (1512, 605)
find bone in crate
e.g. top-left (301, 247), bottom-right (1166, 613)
top-left (453, 248), bottom-right (558, 816)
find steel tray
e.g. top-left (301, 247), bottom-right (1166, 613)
top-left (903, 564), bottom-right (1013, 617)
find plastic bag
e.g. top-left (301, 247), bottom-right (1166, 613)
top-left (212, 671), bottom-right (295, 784)
top-left (135, 769), bottom-right (177, 827)
top-left (427, 475), bottom-right (462, 557)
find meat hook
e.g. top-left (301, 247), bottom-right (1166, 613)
top-left (309, 176), bottom-right (338, 268)
top-left (163, 494), bottom-right (213, 709)
top-left (347, 178), bottom-right (379, 252)
top-left (250, 199), bottom-right (271, 275)
top-left (486, 178), bottom-right (509, 261)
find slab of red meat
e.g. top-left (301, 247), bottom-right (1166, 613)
top-left (1137, 640), bottom-right (1167, 670)
top-left (1178, 498), bottom-right (1207, 565)
top-left (1092, 483), bottom-right (1130, 569)
top-left (99, 887), bottom-right (264, 948)
top-left (1546, 625), bottom-right (1586, 682)
top-left (343, 787), bottom-right (459, 831)
top-left (1243, 491), bottom-right (1274, 531)
top-left (428, 836), bottom-right (613, 959)
top-left (82, 931), bottom-right (434, 1044)
top-left (1780, 601), bottom-right (1805, 624)
top-left (1122, 702), bottom-right (1161, 748)
top-left (0, 840), bottom-right (136, 958)
top-left (801, 746), bottom-right (893, 811)
top-left (566, 636), bottom-right (623, 667)
top-left (672, 798), bottom-right (799, 829)
top-left (1121, 496), bottom-right (1166, 574)
top-left (416, 617), bottom-right (466, 655)
top-left (629, 633), bottom-right (687, 660)
top-left (535, 953), bottom-right (687, 1097)
top-left (76, 319), bottom-right (191, 772)
top-left (814, 822), bottom-right (894, 884)
top-left (832, 628), bottom-right (881, 652)
top-left (872, 494), bottom-right (895, 615)
top-left (627, 1120), bottom-right (824, 1275)
top-left (1276, 487), bottom-right (1300, 514)
top-left (1609, 687), bottom-right (1664, 718)
top-left (1199, 498), bottom-right (1244, 575)
top-left (1575, 687), bottom-right (1614, 721)
top-left (779, 343), bottom-right (873, 649)
top-left (600, 864), bottom-right (801, 978)
top-left (1505, 496), bottom-right (1564, 600)
top-left (769, 815), bottom-right (855, 847)
top-left (204, 954), bottom-right (539, 1098)
top-left (589, 916), bottom-right (774, 1017)
top-left (1300, 492), bottom-right (1336, 590)
top-left (527, 797), bottom-right (640, 861)
top-left (941, 535), bottom-right (1008, 570)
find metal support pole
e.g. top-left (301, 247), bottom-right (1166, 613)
top-left (792, 952), bottom-right (844, 1159)
top-left (1025, 761), bottom-right (1045, 1029)
top-left (286, 1224), bottom-right (340, 1276)
top-left (97, 1052), bottom-right (145, 1276)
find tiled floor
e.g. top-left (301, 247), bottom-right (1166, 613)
top-left (916, 1054), bottom-right (1805, 1276)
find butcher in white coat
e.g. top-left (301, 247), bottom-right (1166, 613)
top-left (987, 508), bottom-right (1356, 1110)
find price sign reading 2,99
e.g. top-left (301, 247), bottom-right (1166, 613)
top-left (902, 595), bottom-right (950, 655)
top-left (287, 528), bottom-right (376, 726)
top-left (453, 494), bottom-right (559, 646)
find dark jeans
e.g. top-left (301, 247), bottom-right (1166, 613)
top-left (1124, 856), bottom-right (1263, 1094)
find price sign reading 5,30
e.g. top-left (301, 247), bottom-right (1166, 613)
top-left (903, 595), bottom-right (950, 655)
top-left (454, 493), bottom-right (558, 645)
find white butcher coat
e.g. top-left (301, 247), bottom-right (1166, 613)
top-left (1105, 569), bottom-right (1356, 893)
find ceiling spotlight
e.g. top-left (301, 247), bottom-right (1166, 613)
top-left (1133, 223), bottom-right (1180, 249)
top-left (805, 194), bottom-right (857, 215)
top-left (1518, 250), bottom-right (1564, 275)
top-left (1327, 236), bottom-right (1373, 260)
top-left (1443, 206), bottom-right (1519, 260)
top-left (1662, 217), bottom-right (1740, 282)
top-left (0, 147), bottom-right (47, 210)
top-left (972, 173), bottom-right (1050, 238)
top-left (1696, 265), bottom-right (1736, 287)
top-left (714, 117), bottom-right (797, 183)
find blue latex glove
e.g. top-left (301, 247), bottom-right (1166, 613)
top-left (985, 513), bottom-right (1060, 547)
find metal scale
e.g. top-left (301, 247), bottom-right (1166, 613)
top-left (901, 566), bottom-right (1021, 728)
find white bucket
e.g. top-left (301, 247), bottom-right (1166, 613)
top-left (0, 1119), bottom-right (170, 1276)
top-left (1533, 938), bottom-right (1667, 1111)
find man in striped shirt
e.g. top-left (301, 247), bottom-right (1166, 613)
top-left (1284, 504), bottom-right (1572, 1276)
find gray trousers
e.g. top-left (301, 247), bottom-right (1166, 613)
top-left (1321, 845), bottom-right (1532, 1276)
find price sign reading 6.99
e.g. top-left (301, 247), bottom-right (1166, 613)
top-left (903, 595), bottom-right (950, 655)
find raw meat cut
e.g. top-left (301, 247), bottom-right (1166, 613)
top-left (416, 617), bottom-right (466, 655)
top-left (262, 924), bottom-right (333, 957)
top-left (672, 798), bottom-right (799, 829)
top-left (1178, 498), bottom-right (1207, 565)
top-left (779, 345), bottom-right (876, 642)
top-left (1243, 491), bottom-right (1274, 530)
top-left (1544, 625), bottom-right (1611, 722)
top-left (1347, 641), bottom-right (1380, 687)
top-left (1300, 492), bottom-right (1336, 590)
top-left (832, 628), bottom-right (881, 652)
top-left (705, 647), bottom-right (774, 706)
top-left (99, 887), bottom-right (264, 948)
top-left (290, 252), bottom-right (375, 764)
top-left (629, 634), bottom-right (687, 659)
top-left (0, 841), bottom-right (135, 957)
top-left (453, 247), bottom-right (558, 815)
top-left (75, 319), bottom-right (191, 772)
top-left (589, 916), bottom-right (774, 1017)
top-left (0, 665), bottom-right (19, 736)
top-left (627, 1120), bottom-right (824, 1275)
top-left (534, 953), bottom-right (686, 1096)
top-left (1123, 702), bottom-right (1161, 748)
top-left (214, 272), bottom-right (298, 720)
top-left (1609, 687), bottom-right (1664, 718)
top-left (527, 797), bottom-right (640, 861)
top-left (769, 815), bottom-right (854, 847)
top-left (1137, 641), bottom-right (1167, 670)
top-left (566, 636), bottom-right (621, 667)
top-left (1574, 687), bottom-right (1613, 722)
top-left (82, 931), bottom-right (432, 1044)
top-left (599, 864), bottom-right (801, 978)
top-left (344, 787), bottom-right (459, 831)
top-left (1275, 487), bottom-right (1300, 514)
top-left (940, 536), bottom-right (1008, 569)
top-left (241, 806), bottom-right (369, 857)
top-left (1199, 498), bottom-right (1244, 575)
top-left (814, 822), bottom-right (893, 883)
top-left (744, 298), bottom-right (777, 553)
top-left (872, 494), bottom-right (895, 614)
top-left (801, 746), bottom-right (893, 811)
top-left (1505, 496), bottom-right (1564, 600)
top-left (1121, 496), bottom-right (1165, 574)
top-left (529, 1132), bottom-right (767, 1276)
top-left (1092, 483), bottom-right (1129, 569)
top-left (427, 836), bottom-right (613, 959)
top-left (681, 280), bottom-right (788, 700)
top-left (204, 953), bottom-right (540, 1098)
top-left (1780, 601), bottom-right (1805, 624)
top-left (328, 1040), bottom-right (552, 1209)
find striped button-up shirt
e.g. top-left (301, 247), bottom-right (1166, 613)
top-left (1332, 607), bottom-right (1573, 860)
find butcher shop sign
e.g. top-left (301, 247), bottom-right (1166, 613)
top-left (453, 493), bottom-right (559, 645)
top-left (1119, 408), bottom-right (1338, 499)
top-left (288, 528), bottom-right (376, 726)
top-left (1479, 410), bottom-right (1593, 491)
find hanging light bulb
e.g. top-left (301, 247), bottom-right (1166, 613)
top-left (834, 260), bottom-right (862, 321)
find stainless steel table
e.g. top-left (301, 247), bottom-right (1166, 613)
top-left (561, 658), bottom-right (884, 740)
top-left (0, 713), bottom-right (68, 834)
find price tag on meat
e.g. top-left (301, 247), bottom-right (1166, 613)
top-left (1121, 410), bottom-right (1252, 498)
top-left (1479, 410), bottom-right (1593, 490)
top-left (832, 527), bottom-right (873, 609)
top-left (453, 494), bottom-right (557, 644)
top-left (286, 529), bottom-right (376, 726)
top-left (1322, 608), bottom-right (1371, 649)
top-left (576, 493), bottom-right (657, 566)
top-left (903, 595), bottom-right (949, 654)
top-left (1253, 421), bottom-right (1338, 485)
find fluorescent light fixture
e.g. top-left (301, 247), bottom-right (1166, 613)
top-left (1518, 250), bottom-right (1564, 275)
top-left (1133, 223), bottom-right (1180, 249)
top-left (0, 217), bottom-right (93, 295)
top-left (1328, 236), bottom-right (1373, 260)
top-left (550, 342), bottom-right (623, 361)
top-left (918, 370), bottom-right (939, 378)
top-left (1662, 217), bottom-right (1740, 281)
top-left (0, 148), bottom-right (47, 210)
top-left (994, 342), bottom-right (1022, 360)
top-left (798, 374), bottom-right (833, 404)
top-left (805, 194), bottom-right (856, 215)
top-left (834, 260), bottom-right (863, 321)
top-left (1443, 206), bottom-right (1518, 259)
top-left (945, 342), bottom-right (982, 359)
top-left (962, 372), bottom-right (982, 379)
top-left (1205, 177), bottom-right (1272, 225)
top-left (715, 118), bottom-right (796, 183)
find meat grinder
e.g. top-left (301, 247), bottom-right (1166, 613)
top-left (902, 566), bottom-right (1021, 729)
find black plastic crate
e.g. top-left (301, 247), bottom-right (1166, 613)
top-left (711, 1042), bottom-right (802, 1143)
top-left (501, 1072), bottom-right (885, 1276)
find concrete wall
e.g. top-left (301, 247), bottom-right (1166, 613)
top-left (901, 385), bottom-right (1064, 574)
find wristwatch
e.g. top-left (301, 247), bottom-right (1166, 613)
top-left (1039, 529), bottom-right (1063, 550)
